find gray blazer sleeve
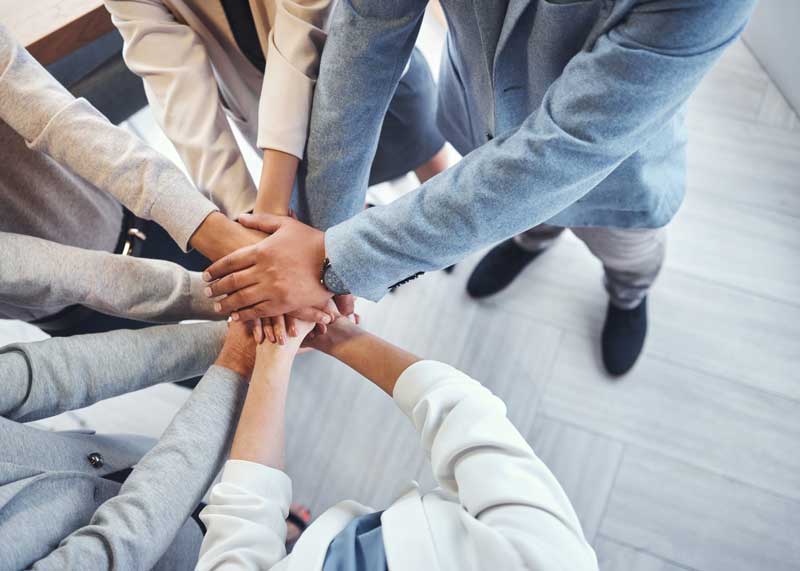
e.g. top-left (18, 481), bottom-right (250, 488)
top-left (0, 321), bottom-right (226, 422)
top-left (28, 365), bottom-right (248, 571)
top-left (0, 231), bottom-right (218, 325)
top-left (0, 24), bottom-right (217, 250)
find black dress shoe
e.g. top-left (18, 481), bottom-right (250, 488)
top-left (466, 239), bottom-right (544, 298)
top-left (601, 297), bottom-right (648, 376)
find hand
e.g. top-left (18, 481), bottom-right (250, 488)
top-left (302, 312), bottom-right (360, 354)
top-left (203, 213), bottom-right (333, 320)
top-left (333, 294), bottom-right (356, 317)
top-left (215, 320), bottom-right (258, 377)
top-left (190, 211), bottom-right (266, 261)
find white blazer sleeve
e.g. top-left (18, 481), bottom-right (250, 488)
top-left (197, 460), bottom-right (292, 571)
top-left (393, 360), bottom-right (598, 570)
top-left (105, 0), bottom-right (257, 216)
top-left (257, 0), bottom-right (332, 158)
top-left (0, 24), bottom-right (217, 250)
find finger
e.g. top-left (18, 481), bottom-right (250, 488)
top-left (233, 301), bottom-right (283, 322)
top-left (314, 322), bottom-right (328, 336)
top-left (215, 284), bottom-right (268, 315)
top-left (285, 314), bottom-right (298, 337)
top-left (353, 312), bottom-right (361, 325)
top-left (253, 318), bottom-right (264, 344)
top-left (204, 246), bottom-right (256, 282)
top-left (288, 306), bottom-right (332, 325)
top-left (272, 314), bottom-right (287, 345)
top-left (334, 294), bottom-right (355, 316)
top-left (205, 268), bottom-right (259, 298)
top-left (237, 212), bottom-right (288, 235)
top-left (326, 299), bottom-right (342, 321)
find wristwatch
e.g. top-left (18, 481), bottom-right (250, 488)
top-left (320, 257), bottom-right (351, 295)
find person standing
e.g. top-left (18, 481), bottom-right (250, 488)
top-left (106, 0), bottom-right (449, 331)
top-left (196, 317), bottom-right (598, 570)
top-left (200, 0), bottom-right (758, 376)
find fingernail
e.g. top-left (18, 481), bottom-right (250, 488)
top-left (213, 302), bottom-right (221, 312)
top-left (279, 336), bottom-right (285, 345)
top-left (290, 327), bottom-right (297, 336)
top-left (204, 287), bottom-right (213, 298)
top-left (322, 314), bottom-right (331, 324)
top-left (231, 312), bottom-right (240, 321)
top-left (203, 271), bottom-right (212, 282)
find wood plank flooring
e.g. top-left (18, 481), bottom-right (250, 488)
top-left (2, 13), bottom-right (799, 571)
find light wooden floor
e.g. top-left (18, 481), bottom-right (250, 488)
top-left (2, 13), bottom-right (799, 571)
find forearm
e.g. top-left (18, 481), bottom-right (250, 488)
top-left (255, 149), bottom-right (300, 216)
top-left (300, 0), bottom-right (425, 230)
top-left (33, 365), bottom-right (247, 571)
top-left (318, 3), bottom-right (755, 302)
top-left (0, 232), bottom-right (216, 323)
top-left (0, 322), bottom-right (225, 422)
top-left (229, 344), bottom-right (297, 468)
top-left (320, 321), bottom-right (420, 396)
top-left (189, 212), bottom-right (265, 261)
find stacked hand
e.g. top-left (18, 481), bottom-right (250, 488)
top-left (203, 213), bottom-right (356, 343)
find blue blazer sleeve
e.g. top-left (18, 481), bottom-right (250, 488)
top-left (310, 0), bottom-right (757, 301)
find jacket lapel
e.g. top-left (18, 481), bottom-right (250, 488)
top-left (495, 0), bottom-right (534, 65)
top-left (381, 487), bottom-right (440, 571)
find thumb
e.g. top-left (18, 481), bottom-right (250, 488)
top-left (237, 212), bottom-right (288, 234)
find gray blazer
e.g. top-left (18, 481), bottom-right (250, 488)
top-left (300, 0), bottom-right (757, 301)
top-left (0, 322), bottom-right (247, 570)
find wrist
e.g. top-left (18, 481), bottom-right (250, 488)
top-left (214, 353), bottom-right (253, 379)
top-left (256, 340), bottom-right (300, 365)
top-left (319, 320), bottom-right (363, 355)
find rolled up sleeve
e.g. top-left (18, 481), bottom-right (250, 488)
top-left (257, 0), bottom-right (332, 158)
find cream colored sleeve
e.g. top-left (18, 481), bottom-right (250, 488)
top-left (394, 360), bottom-right (599, 570)
top-left (105, 0), bottom-right (257, 216)
top-left (257, 0), bottom-right (333, 158)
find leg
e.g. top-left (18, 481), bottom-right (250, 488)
top-left (368, 48), bottom-right (447, 186)
top-left (514, 224), bottom-right (567, 254)
top-left (467, 224), bottom-right (566, 298)
top-left (571, 226), bottom-right (667, 376)
top-left (570, 226), bottom-right (666, 310)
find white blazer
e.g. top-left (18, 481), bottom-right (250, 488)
top-left (105, 0), bottom-right (333, 215)
top-left (196, 361), bottom-right (599, 571)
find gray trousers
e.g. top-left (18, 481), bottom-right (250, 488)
top-left (514, 224), bottom-right (667, 309)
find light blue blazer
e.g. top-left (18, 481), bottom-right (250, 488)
top-left (297, 0), bottom-right (757, 301)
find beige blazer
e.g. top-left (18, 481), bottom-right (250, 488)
top-left (105, 0), bottom-right (333, 215)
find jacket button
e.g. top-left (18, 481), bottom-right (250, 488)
top-left (87, 452), bottom-right (104, 469)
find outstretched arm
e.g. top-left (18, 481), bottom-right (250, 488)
top-left (0, 321), bottom-right (225, 422)
top-left (310, 320), bottom-right (597, 569)
top-left (255, 0), bottom-right (333, 216)
top-left (0, 23), bottom-right (261, 261)
top-left (30, 323), bottom-right (255, 571)
top-left (208, 0), bottom-right (756, 312)
top-left (197, 321), bottom-right (315, 571)
top-left (0, 231), bottom-right (217, 323)
top-left (318, 0), bottom-right (758, 301)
